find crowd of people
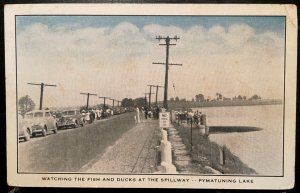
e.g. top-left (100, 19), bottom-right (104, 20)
top-left (132, 104), bottom-right (208, 126)
top-left (134, 105), bottom-right (161, 124)
top-left (175, 109), bottom-right (207, 126)
top-left (80, 107), bottom-right (116, 124)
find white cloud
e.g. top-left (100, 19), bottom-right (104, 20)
top-left (208, 25), bottom-right (225, 35)
top-left (142, 24), bottom-right (184, 38)
top-left (111, 22), bottom-right (140, 36)
top-left (226, 23), bottom-right (255, 47)
top-left (17, 21), bottom-right (284, 108)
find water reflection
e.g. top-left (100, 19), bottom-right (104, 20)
top-left (209, 126), bottom-right (263, 134)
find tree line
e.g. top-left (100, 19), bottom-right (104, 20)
top-left (170, 93), bottom-right (262, 102)
top-left (121, 97), bottom-right (147, 107)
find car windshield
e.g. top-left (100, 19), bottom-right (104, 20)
top-left (62, 111), bottom-right (75, 116)
top-left (25, 113), bottom-right (33, 119)
top-left (67, 111), bottom-right (75, 115)
top-left (45, 112), bottom-right (51, 117)
top-left (55, 113), bottom-right (62, 118)
top-left (34, 112), bottom-right (43, 118)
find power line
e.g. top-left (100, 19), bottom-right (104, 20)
top-left (153, 35), bottom-right (182, 109)
top-left (144, 92), bottom-right (154, 108)
top-left (80, 92), bottom-right (97, 109)
top-left (147, 85), bottom-right (156, 108)
top-left (28, 82), bottom-right (56, 110)
top-left (117, 100), bottom-right (121, 107)
top-left (154, 85), bottom-right (164, 106)
top-left (98, 96), bottom-right (110, 108)
top-left (108, 98), bottom-right (116, 107)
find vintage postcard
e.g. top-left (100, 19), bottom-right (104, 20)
top-left (5, 4), bottom-right (297, 189)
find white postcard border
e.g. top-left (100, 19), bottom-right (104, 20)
top-left (5, 4), bottom-right (297, 189)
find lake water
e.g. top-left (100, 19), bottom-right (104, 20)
top-left (193, 105), bottom-right (283, 176)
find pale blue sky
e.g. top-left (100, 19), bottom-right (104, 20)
top-left (17, 16), bottom-right (285, 35)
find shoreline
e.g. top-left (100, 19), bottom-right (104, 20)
top-left (172, 123), bottom-right (257, 175)
top-left (158, 99), bottom-right (282, 109)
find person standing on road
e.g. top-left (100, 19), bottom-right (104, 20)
top-left (135, 105), bottom-right (140, 123)
top-left (85, 111), bottom-right (90, 124)
top-left (144, 106), bottom-right (148, 119)
top-left (90, 111), bottom-right (95, 123)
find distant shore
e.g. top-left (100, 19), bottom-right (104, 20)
top-left (159, 99), bottom-right (283, 109)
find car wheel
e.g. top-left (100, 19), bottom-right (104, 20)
top-left (73, 121), bottom-right (77, 128)
top-left (42, 126), bottom-right (47, 137)
top-left (24, 129), bottom-right (30, 141)
top-left (80, 118), bottom-right (84, 127)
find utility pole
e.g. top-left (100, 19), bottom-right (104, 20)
top-left (80, 92), bottom-right (97, 110)
top-left (155, 85), bottom-right (164, 106)
top-left (109, 98), bottom-right (116, 107)
top-left (28, 82), bottom-right (56, 110)
top-left (147, 85), bottom-right (156, 108)
top-left (99, 97), bottom-right (109, 108)
top-left (144, 92), bottom-right (154, 108)
top-left (153, 35), bottom-right (182, 109)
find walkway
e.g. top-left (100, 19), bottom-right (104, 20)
top-left (167, 126), bottom-right (194, 173)
top-left (80, 117), bottom-right (161, 173)
top-left (168, 123), bottom-right (222, 174)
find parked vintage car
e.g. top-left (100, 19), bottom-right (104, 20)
top-left (56, 109), bottom-right (85, 129)
top-left (21, 110), bottom-right (58, 138)
top-left (112, 107), bottom-right (126, 115)
top-left (18, 114), bottom-right (30, 141)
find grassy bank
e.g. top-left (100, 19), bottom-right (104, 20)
top-left (173, 123), bottom-right (256, 174)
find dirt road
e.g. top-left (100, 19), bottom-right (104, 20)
top-left (80, 118), bottom-right (160, 173)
